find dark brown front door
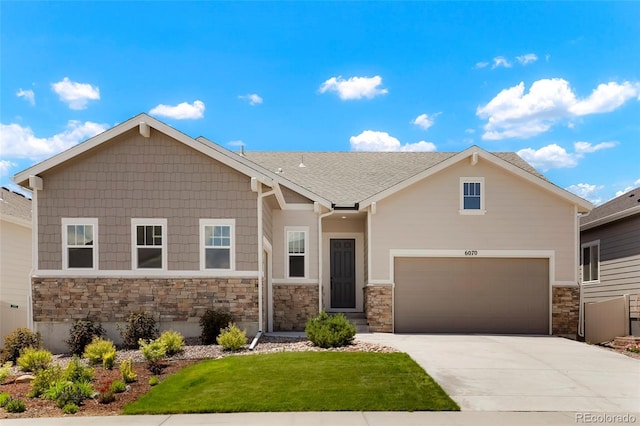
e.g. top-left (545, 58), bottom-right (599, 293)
top-left (330, 239), bottom-right (356, 308)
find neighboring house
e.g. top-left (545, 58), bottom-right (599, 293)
top-left (580, 187), bottom-right (640, 342)
top-left (0, 187), bottom-right (32, 345)
top-left (13, 114), bottom-right (592, 352)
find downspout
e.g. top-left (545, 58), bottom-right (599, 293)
top-left (576, 206), bottom-right (585, 338)
top-left (317, 204), bottom-right (334, 313)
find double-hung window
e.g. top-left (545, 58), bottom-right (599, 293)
top-left (581, 240), bottom-right (600, 282)
top-left (62, 218), bottom-right (98, 270)
top-left (200, 219), bottom-right (235, 270)
top-left (132, 219), bottom-right (167, 270)
top-left (286, 227), bottom-right (308, 278)
top-left (460, 177), bottom-right (485, 214)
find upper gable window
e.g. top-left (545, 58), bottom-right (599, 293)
top-left (200, 219), bottom-right (235, 270)
top-left (132, 218), bottom-right (167, 270)
top-left (286, 227), bottom-right (308, 278)
top-left (62, 218), bottom-right (98, 269)
top-left (460, 177), bottom-right (485, 215)
top-left (581, 241), bottom-right (600, 283)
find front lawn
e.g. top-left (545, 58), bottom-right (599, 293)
top-left (123, 351), bottom-right (459, 413)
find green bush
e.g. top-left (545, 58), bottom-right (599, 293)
top-left (17, 347), bottom-right (53, 372)
top-left (305, 311), bottom-right (356, 348)
top-left (118, 311), bottom-right (159, 349)
top-left (148, 376), bottom-right (159, 386)
top-left (200, 308), bottom-right (233, 344)
top-left (97, 390), bottom-right (115, 404)
top-left (0, 392), bottom-right (11, 407)
top-left (65, 320), bottom-right (105, 356)
top-left (158, 330), bottom-right (184, 356)
top-left (110, 380), bottom-right (126, 393)
top-left (83, 337), bottom-right (116, 366)
top-left (119, 357), bottom-right (137, 383)
top-left (28, 365), bottom-right (64, 398)
top-left (44, 380), bottom-right (93, 408)
top-left (139, 338), bottom-right (166, 374)
top-left (102, 350), bottom-right (116, 370)
top-left (63, 356), bottom-right (94, 383)
top-left (62, 402), bottom-right (79, 414)
top-left (0, 361), bottom-right (13, 384)
top-left (1, 327), bottom-right (42, 363)
top-left (216, 323), bottom-right (247, 351)
top-left (5, 398), bottom-right (26, 413)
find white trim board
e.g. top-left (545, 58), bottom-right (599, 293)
top-left (33, 270), bottom-right (259, 279)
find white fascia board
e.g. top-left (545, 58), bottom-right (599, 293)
top-left (580, 205), bottom-right (640, 231)
top-left (1, 215), bottom-right (32, 228)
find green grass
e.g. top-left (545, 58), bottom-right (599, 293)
top-left (123, 352), bottom-right (459, 414)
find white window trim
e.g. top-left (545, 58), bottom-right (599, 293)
top-left (459, 177), bottom-right (486, 215)
top-left (285, 226), bottom-right (309, 279)
top-left (581, 240), bottom-right (600, 284)
top-left (61, 218), bottom-right (98, 271)
top-left (131, 218), bottom-right (167, 271)
top-left (199, 219), bottom-right (236, 271)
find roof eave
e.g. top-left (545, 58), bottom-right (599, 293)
top-left (580, 205), bottom-right (640, 231)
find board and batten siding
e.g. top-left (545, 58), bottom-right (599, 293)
top-left (370, 158), bottom-right (577, 283)
top-left (37, 128), bottom-right (258, 271)
top-left (581, 214), bottom-right (640, 319)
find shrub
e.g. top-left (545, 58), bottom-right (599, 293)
top-left (139, 338), bottom-right (166, 374)
top-left (64, 356), bottom-right (94, 383)
top-left (62, 402), bottom-right (79, 414)
top-left (200, 308), bottom-right (233, 344)
top-left (44, 380), bottom-right (93, 408)
top-left (119, 357), bottom-right (137, 383)
top-left (98, 389), bottom-right (116, 404)
top-left (118, 312), bottom-right (159, 349)
top-left (1, 327), bottom-right (42, 363)
top-left (216, 323), bottom-right (247, 351)
top-left (28, 365), bottom-right (64, 398)
top-left (5, 398), bottom-right (26, 413)
top-left (110, 380), bottom-right (126, 393)
top-left (148, 376), bottom-right (160, 386)
top-left (83, 337), bottom-right (116, 366)
top-left (158, 330), bottom-right (184, 356)
top-left (0, 362), bottom-right (13, 384)
top-left (102, 350), bottom-right (116, 370)
top-left (305, 311), bottom-right (356, 348)
top-left (17, 347), bottom-right (53, 372)
top-left (66, 320), bottom-right (105, 356)
top-left (0, 392), bottom-right (11, 407)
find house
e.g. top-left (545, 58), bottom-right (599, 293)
top-left (580, 187), bottom-right (640, 343)
top-left (13, 113), bottom-right (592, 352)
top-left (0, 187), bottom-right (32, 344)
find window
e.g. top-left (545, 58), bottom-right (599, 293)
top-left (62, 218), bottom-right (98, 269)
top-left (582, 241), bottom-right (599, 282)
top-left (200, 219), bottom-right (235, 270)
top-left (460, 177), bottom-right (485, 214)
top-left (132, 219), bottom-right (167, 270)
top-left (286, 228), bottom-right (308, 278)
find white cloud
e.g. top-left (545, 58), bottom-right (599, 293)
top-left (491, 56), bottom-right (512, 69)
top-left (412, 113), bottom-right (439, 130)
top-left (319, 75), bottom-right (388, 100)
top-left (51, 77), bottom-right (100, 110)
top-left (149, 100), bottom-right (205, 119)
top-left (16, 89), bottom-right (35, 106)
top-left (0, 160), bottom-right (17, 176)
top-left (477, 78), bottom-right (640, 140)
top-left (614, 178), bottom-right (640, 197)
top-left (475, 61), bottom-right (489, 69)
top-left (465, 128), bottom-right (475, 134)
top-left (349, 130), bottom-right (436, 152)
top-left (517, 141), bottom-right (617, 172)
top-left (0, 120), bottom-right (108, 161)
top-left (227, 140), bottom-right (245, 147)
top-left (239, 94), bottom-right (263, 106)
top-left (516, 53), bottom-right (538, 65)
top-left (566, 183), bottom-right (604, 204)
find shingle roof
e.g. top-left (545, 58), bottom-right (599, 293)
top-left (0, 187), bottom-right (32, 223)
top-left (243, 151), bottom-right (546, 205)
top-left (580, 187), bottom-right (640, 227)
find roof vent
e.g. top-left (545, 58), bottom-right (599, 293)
top-left (276, 167), bottom-right (284, 174)
top-left (298, 154), bottom-right (306, 168)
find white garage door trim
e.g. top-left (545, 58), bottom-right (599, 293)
top-left (388, 249), bottom-right (555, 335)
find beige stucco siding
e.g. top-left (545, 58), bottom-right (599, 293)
top-left (370, 158), bottom-right (577, 282)
top-left (272, 209), bottom-right (318, 280)
top-left (37, 128), bottom-right (258, 271)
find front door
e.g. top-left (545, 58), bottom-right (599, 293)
top-left (330, 239), bottom-right (356, 309)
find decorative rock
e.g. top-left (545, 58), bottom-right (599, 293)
top-left (15, 374), bottom-right (35, 383)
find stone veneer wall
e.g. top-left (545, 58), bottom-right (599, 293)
top-left (32, 277), bottom-right (258, 324)
top-left (364, 285), bottom-right (392, 332)
top-left (552, 286), bottom-right (580, 337)
top-left (272, 284), bottom-right (318, 331)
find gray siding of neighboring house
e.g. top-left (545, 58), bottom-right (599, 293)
top-left (281, 185), bottom-right (313, 204)
top-left (37, 128), bottom-right (259, 271)
top-left (581, 214), bottom-right (640, 320)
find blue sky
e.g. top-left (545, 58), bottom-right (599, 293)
top-left (1, 1), bottom-right (639, 205)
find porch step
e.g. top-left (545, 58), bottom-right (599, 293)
top-left (341, 313), bottom-right (370, 333)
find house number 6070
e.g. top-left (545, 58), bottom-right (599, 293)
top-left (464, 250), bottom-right (478, 256)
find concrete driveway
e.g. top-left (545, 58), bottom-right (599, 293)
top-left (357, 334), bottom-right (640, 412)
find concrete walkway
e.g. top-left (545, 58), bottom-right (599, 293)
top-left (357, 333), bottom-right (640, 412)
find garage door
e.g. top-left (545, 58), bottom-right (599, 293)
top-left (394, 257), bottom-right (549, 334)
